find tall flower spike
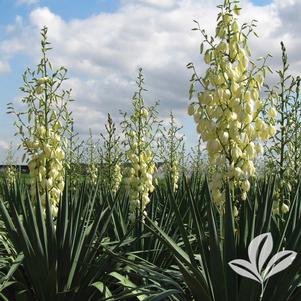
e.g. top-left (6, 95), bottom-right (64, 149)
top-left (264, 42), bottom-right (301, 214)
top-left (86, 128), bottom-right (98, 186)
top-left (187, 0), bottom-right (275, 206)
top-left (159, 112), bottom-right (184, 192)
top-left (64, 123), bottom-right (85, 191)
top-left (121, 68), bottom-right (160, 223)
top-left (8, 26), bottom-right (73, 216)
top-left (99, 114), bottom-right (123, 193)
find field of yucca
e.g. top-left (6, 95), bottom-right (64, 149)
top-left (1, 0), bottom-right (301, 300)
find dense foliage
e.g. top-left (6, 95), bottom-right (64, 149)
top-left (0, 0), bottom-right (301, 300)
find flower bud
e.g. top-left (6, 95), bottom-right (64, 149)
top-left (204, 51), bottom-right (211, 64)
top-left (241, 180), bottom-right (250, 192)
top-left (281, 203), bottom-right (289, 214)
top-left (234, 5), bottom-right (241, 15)
top-left (232, 20), bottom-right (239, 33)
top-left (141, 108), bottom-right (148, 118)
top-left (207, 139), bottom-right (221, 156)
top-left (231, 145), bottom-right (242, 161)
top-left (267, 107), bottom-right (277, 119)
top-left (188, 103), bottom-right (195, 116)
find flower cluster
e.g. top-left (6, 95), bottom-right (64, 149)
top-left (5, 166), bottom-right (17, 188)
top-left (169, 160), bottom-right (180, 191)
top-left (27, 124), bottom-right (65, 216)
top-left (8, 27), bottom-right (72, 216)
top-left (187, 0), bottom-right (276, 204)
top-left (112, 164), bottom-right (122, 193)
top-left (35, 77), bottom-right (51, 94)
top-left (167, 159), bottom-right (180, 192)
top-left (122, 69), bottom-right (159, 223)
top-left (125, 129), bottom-right (156, 223)
top-left (87, 163), bottom-right (98, 185)
top-left (4, 143), bottom-right (17, 188)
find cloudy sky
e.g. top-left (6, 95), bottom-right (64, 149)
top-left (0, 0), bottom-right (300, 162)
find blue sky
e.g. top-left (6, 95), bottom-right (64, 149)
top-left (0, 0), bottom-right (298, 162)
top-left (252, 0), bottom-right (272, 4)
top-left (0, 0), bottom-right (272, 23)
top-left (0, 0), bottom-right (274, 24)
top-left (0, 0), bottom-right (120, 23)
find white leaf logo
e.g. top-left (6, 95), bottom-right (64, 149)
top-left (263, 250), bottom-right (297, 280)
top-left (228, 259), bottom-right (261, 283)
top-left (229, 232), bottom-right (297, 297)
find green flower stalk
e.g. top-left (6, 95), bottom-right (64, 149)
top-left (265, 42), bottom-right (301, 214)
top-left (122, 69), bottom-right (160, 223)
top-left (65, 123), bottom-right (84, 191)
top-left (187, 0), bottom-right (275, 205)
top-left (86, 128), bottom-right (98, 186)
top-left (159, 112), bottom-right (184, 191)
top-left (189, 137), bottom-right (207, 176)
top-left (99, 114), bottom-right (123, 193)
top-left (7, 27), bottom-right (72, 215)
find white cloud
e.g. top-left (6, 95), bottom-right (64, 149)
top-left (17, 0), bottom-right (39, 6)
top-left (30, 7), bottom-right (66, 40)
top-left (6, 15), bottom-right (23, 33)
top-left (1, 0), bottom-right (300, 147)
top-left (274, 0), bottom-right (296, 8)
top-left (0, 61), bottom-right (10, 73)
top-left (121, 0), bottom-right (178, 9)
top-left (0, 140), bottom-right (9, 151)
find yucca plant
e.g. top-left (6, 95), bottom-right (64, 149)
top-left (0, 219), bottom-right (19, 300)
top-left (121, 68), bottom-right (161, 225)
top-left (96, 178), bottom-right (178, 269)
top-left (97, 169), bottom-right (210, 289)
top-left (0, 177), bottom-right (150, 301)
top-left (7, 26), bottom-right (73, 217)
top-left (146, 177), bottom-right (301, 301)
top-left (0, 176), bottom-right (188, 301)
top-left (94, 176), bottom-right (202, 301)
top-left (187, 0), bottom-right (275, 206)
